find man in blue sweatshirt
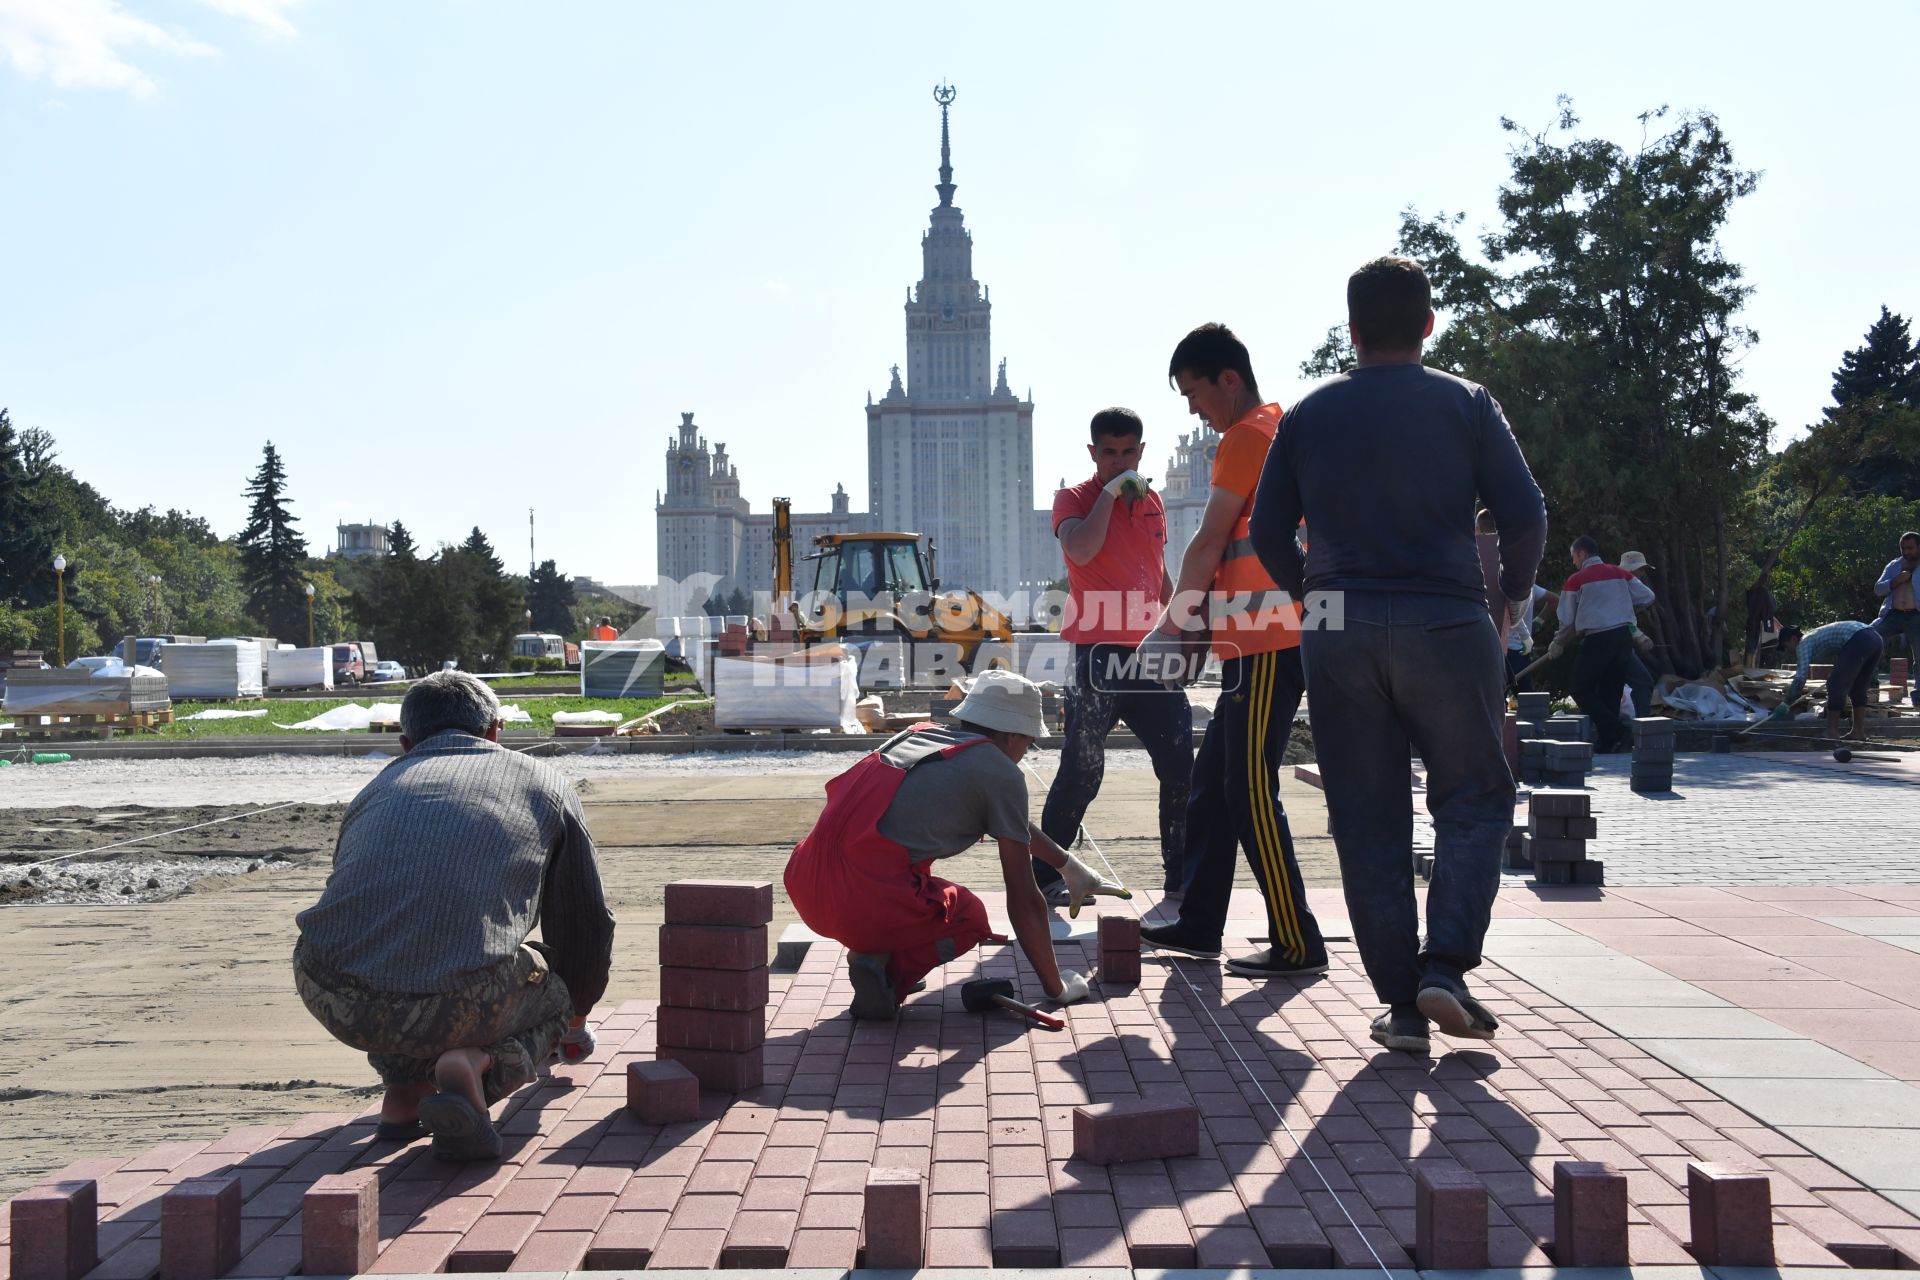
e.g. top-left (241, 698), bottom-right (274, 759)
top-left (1250, 256), bottom-right (1546, 1056)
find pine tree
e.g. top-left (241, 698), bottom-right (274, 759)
top-left (237, 442), bottom-right (311, 642)
top-left (1833, 307), bottom-right (1920, 408)
top-left (527, 559), bottom-right (576, 634)
top-left (388, 520), bottom-right (417, 559)
top-left (461, 527), bottom-right (504, 575)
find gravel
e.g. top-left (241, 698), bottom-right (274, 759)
top-left (0, 854), bottom-right (295, 905)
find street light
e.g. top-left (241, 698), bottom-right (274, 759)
top-left (304, 581), bottom-right (316, 647)
top-left (53, 554), bottom-right (67, 667)
top-left (148, 574), bottom-right (162, 633)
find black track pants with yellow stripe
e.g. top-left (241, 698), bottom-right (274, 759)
top-left (1174, 649), bottom-right (1326, 964)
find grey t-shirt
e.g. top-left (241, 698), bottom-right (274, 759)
top-left (875, 725), bottom-right (1030, 861)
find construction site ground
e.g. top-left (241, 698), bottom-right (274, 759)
top-left (5, 746), bottom-right (1920, 1273)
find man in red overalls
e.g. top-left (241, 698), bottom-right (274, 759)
top-left (785, 670), bottom-right (1125, 1019)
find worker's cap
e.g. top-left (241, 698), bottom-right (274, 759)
top-left (1619, 551), bottom-right (1653, 573)
top-left (953, 669), bottom-right (1047, 739)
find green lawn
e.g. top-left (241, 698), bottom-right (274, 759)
top-left (158, 695), bottom-right (672, 738)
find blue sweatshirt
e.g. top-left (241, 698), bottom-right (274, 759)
top-left (1251, 363), bottom-right (1548, 605)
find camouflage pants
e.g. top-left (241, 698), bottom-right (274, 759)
top-left (293, 940), bottom-right (572, 1105)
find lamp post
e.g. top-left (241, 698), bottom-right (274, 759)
top-left (148, 574), bottom-right (162, 633)
top-left (305, 582), bottom-right (316, 647)
top-left (53, 554), bottom-right (68, 667)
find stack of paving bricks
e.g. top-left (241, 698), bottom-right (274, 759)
top-left (1513, 690), bottom-right (1553, 741)
top-left (656, 878), bottom-right (773, 1093)
top-left (1527, 788), bottom-right (1602, 885)
top-left (1097, 913), bottom-right (1140, 984)
top-left (1891, 656), bottom-right (1911, 701)
top-left (1520, 736), bottom-right (1593, 786)
top-left (1631, 715), bottom-right (1676, 792)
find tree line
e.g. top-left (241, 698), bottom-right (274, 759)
top-left (0, 429), bottom-right (645, 672)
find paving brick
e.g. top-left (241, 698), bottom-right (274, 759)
top-left (446, 1212), bottom-right (539, 1273)
top-left (1097, 915), bottom-right (1140, 952)
top-left (655, 1004), bottom-right (767, 1052)
top-left (1552, 1159), bottom-right (1628, 1266)
top-left (1072, 1098), bottom-right (1199, 1164)
top-left (505, 1229), bottom-right (589, 1273)
top-left (862, 1168), bottom-right (923, 1270)
top-left (656, 1045), bottom-right (766, 1093)
top-left (1122, 1205), bottom-right (1196, 1267)
top-left (583, 1209), bottom-right (666, 1269)
top-left (1099, 949), bottom-right (1141, 984)
top-left (657, 923), bottom-right (768, 970)
top-left (9, 1180), bottom-right (98, 1280)
top-left (1687, 1161), bottom-right (1774, 1266)
top-left (1249, 1204), bottom-right (1336, 1266)
top-left (159, 1178), bottom-right (241, 1280)
top-left (786, 1227), bottom-right (859, 1268)
top-left (644, 1227), bottom-right (724, 1269)
top-left (1415, 1164), bottom-right (1488, 1269)
top-left (659, 964), bottom-right (770, 1012)
top-left (301, 1171), bottom-right (378, 1277)
top-left (662, 879), bottom-right (774, 927)
top-left (989, 1209), bottom-right (1059, 1267)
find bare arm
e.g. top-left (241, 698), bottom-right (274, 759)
top-left (999, 836), bottom-right (1064, 997)
top-left (1057, 489), bottom-right (1121, 566)
top-left (1154, 483), bottom-right (1245, 634)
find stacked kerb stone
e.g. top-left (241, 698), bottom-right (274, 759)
top-left (1543, 713), bottom-right (1593, 744)
top-left (1631, 717), bottom-right (1675, 792)
top-left (1514, 691), bottom-right (1554, 742)
top-left (1520, 737), bottom-right (1593, 786)
top-left (655, 879), bottom-right (773, 1094)
top-left (1527, 790), bottom-right (1602, 886)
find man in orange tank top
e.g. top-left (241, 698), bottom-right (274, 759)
top-left (1137, 324), bottom-right (1327, 980)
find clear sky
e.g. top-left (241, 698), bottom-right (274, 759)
top-left (4, 1), bottom-right (1915, 585)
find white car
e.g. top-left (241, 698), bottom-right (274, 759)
top-left (370, 660), bottom-right (408, 682)
top-left (67, 655), bottom-right (126, 677)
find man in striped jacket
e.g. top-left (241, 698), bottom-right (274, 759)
top-left (1550, 536), bottom-right (1656, 752)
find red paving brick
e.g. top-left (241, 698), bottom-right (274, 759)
top-left (19, 893), bottom-right (1920, 1271)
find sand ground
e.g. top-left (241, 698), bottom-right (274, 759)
top-left (0, 754), bottom-right (1335, 1195)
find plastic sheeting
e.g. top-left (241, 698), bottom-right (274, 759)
top-left (266, 646), bottom-right (334, 691)
top-left (713, 647), bottom-right (860, 732)
top-left (180, 708), bottom-right (268, 721)
top-left (552, 709), bottom-right (623, 725)
top-left (1661, 682), bottom-right (1764, 721)
top-left (164, 642), bottom-right (264, 698)
top-left (275, 702), bottom-right (405, 731)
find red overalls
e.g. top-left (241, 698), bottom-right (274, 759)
top-left (784, 729), bottom-right (997, 1000)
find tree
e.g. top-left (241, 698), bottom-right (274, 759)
top-left (527, 559), bottom-right (576, 634)
top-left (1831, 307), bottom-right (1920, 498)
top-left (388, 520), bottom-right (417, 559)
top-left (1771, 492), bottom-right (1920, 626)
top-left (0, 409), bottom-right (59, 605)
top-left (1364, 101), bottom-right (1772, 675)
top-left (237, 443), bottom-right (311, 642)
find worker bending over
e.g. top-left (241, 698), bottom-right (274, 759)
top-left (1772, 621), bottom-right (1885, 742)
top-left (294, 672), bottom-right (614, 1161)
top-left (785, 670), bottom-right (1123, 1019)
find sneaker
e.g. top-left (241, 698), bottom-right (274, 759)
top-left (1139, 921), bottom-right (1221, 960)
top-left (1369, 1008), bottom-right (1431, 1055)
top-left (1042, 880), bottom-right (1072, 908)
top-left (1224, 947), bottom-right (1330, 979)
top-left (1415, 974), bottom-right (1499, 1039)
top-left (846, 952), bottom-right (899, 1021)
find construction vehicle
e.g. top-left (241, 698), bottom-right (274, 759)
top-left (770, 497), bottom-right (1012, 676)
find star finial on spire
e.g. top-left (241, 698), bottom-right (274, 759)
top-left (933, 81), bottom-right (957, 207)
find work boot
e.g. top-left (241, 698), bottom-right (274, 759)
top-left (846, 952), bottom-right (899, 1021)
top-left (1369, 1005), bottom-right (1431, 1055)
top-left (1139, 921), bottom-right (1221, 960)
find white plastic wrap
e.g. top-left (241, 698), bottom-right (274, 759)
top-left (712, 648), bottom-right (860, 732)
top-left (164, 643), bottom-right (264, 699)
top-left (266, 646), bottom-right (335, 691)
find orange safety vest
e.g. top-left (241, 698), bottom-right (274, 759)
top-left (1209, 404), bottom-right (1303, 659)
top-left (591, 625), bottom-right (618, 641)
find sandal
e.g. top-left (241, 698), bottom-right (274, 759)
top-left (1416, 981), bottom-right (1500, 1040)
top-left (417, 1093), bottom-right (503, 1161)
top-left (374, 1117), bottom-right (425, 1144)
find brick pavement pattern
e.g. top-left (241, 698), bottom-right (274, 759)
top-left (12, 890), bottom-right (1920, 1274)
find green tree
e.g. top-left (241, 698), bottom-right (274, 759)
top-left (527, 559), bottom-right (576, 634)
top-left (237, 443), bottom-right (311, 641)
top-left (1831, 307), bottom-right (1920, 498)
top-left (1370, 101), bottom-right (1772, 674)
top-left (1772, 492), bottom-right (1920, 625)
top-left (0, 410), bottom-right (59, 605)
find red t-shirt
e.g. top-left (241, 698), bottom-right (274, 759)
top-left (1051, 477), bottom-right (1168, 645)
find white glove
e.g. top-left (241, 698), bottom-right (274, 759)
top-left (1505, 595), bottom-right (1527, 634)
top-left (1546, 630), bottom-right (1570, 660)
top-left (559, 1020), bottom-right (597, 1063)
top-left (1060, 853), bottom-right (1129, 918)
top-left (1052, 970), bottom-right (1092, 1005)
top-left (1103, 470), bottom-right (1150, 500)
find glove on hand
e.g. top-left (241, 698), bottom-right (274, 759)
top-left (559, 1020), bottom-right (597, 1063)
top-left (1060, 853), bottom-right (1129, 918)
top-left (1103, 470), bottom-right (1151, 500)
top-left (1052, 970), bottom-right (1092, 1005)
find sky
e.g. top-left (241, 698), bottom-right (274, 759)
top-left (4, 1), bottom-right (1917, 585)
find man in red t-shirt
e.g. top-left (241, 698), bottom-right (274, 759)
top-left (1035, 408), bottom-right (1195, 901)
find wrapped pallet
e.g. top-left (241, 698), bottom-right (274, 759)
top-left (580, 640), bottom-right (666, 698)
top-left (713, 646), bottom-right (860, 732)
top-left (3, 670), bottom-right (170, 715)
top-left (267, 646), bottom-right (335, 691)
top-left (162, 641), bottom-right (264, 699)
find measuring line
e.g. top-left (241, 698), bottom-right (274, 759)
top-left (1022, 748), bottom-right (1394, 1277)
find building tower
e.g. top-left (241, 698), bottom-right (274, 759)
top-left (866, 83), bottom-right (1041, 598)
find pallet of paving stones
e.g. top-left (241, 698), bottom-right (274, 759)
top-left (0, 708), bottom-right (175, 740)
top-left (1630, 715), bottom-right (1675, 792)
top-left (1527, 788), bottom-right (1603, 885)
top-left (1520, 736), bottom-right (1591, 786)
